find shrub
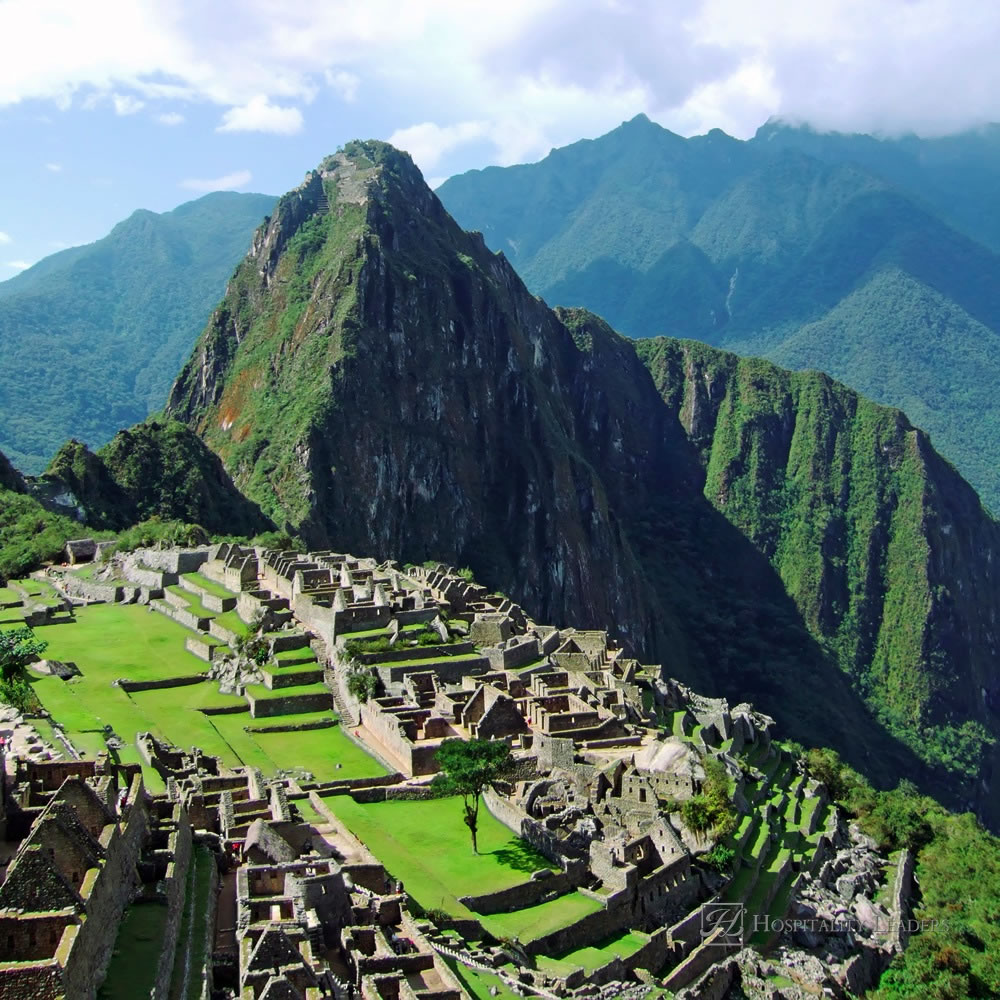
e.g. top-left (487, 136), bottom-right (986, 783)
top-left (346, 667), bottom-right (378, 703)
top-left (0, 675), bottom-right (40, 713)
top-left (702, 843), bottom-right (736, 873)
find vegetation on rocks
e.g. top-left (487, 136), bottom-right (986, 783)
top-left (805, 746), bottom-right (1000, 999)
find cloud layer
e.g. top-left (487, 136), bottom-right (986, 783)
top-left (3, 0), bottom-right (1000, 174)
top-left (180, 169), bottom-right (252, 191)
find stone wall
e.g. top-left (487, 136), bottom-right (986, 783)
top-left (246, 690), bottom-right (332, 718)
top-left (483, 788), bottom-right (571, 864)
top-left (132, 547), bottom-right (211, 575)
top-left (891, 848), bottom-right (915, 951)
top-left (458, 869), bottom-right (579, 915)
top-left (60, 576), bottom-right (124, 604)
top-left (151, 805), bottom-right (193, 1000)
top-left (119, 674), bottom-right (206, 693)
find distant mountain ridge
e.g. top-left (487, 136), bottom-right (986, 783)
top-left (437, 116), bottom-right (1000, 512)
top-left (0, 191), bottom-right (276, 473)
top-left (162, 141), bottom-right (1000, 827)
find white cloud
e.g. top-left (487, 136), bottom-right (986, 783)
top-left (217, 95), bottom-right (303, 134)
top-left (180, 169), bottom-right (253, 192)
top-left (0, 0), bottom-right (999, 180)
top-left (388, 121), bottom-right (491, 171)
top-left (49, 240), bottom-right (70, 249)
top-left (44, 162), bottom-right (62, 173)
top-left (112, 93), bottom-right (145, 115)
top-left (4, 260), bottom-right (31, 271)
top-left (0, 231), bottom-right (10, 245)
top-left (157, 111), bottom-right (185, 126)
top-left (325, 69), bottom-right (360, 103)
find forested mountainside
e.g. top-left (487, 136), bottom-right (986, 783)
top-left (38, 421), bottom-right (271, 536)
top-left (163, 141), bottom-right (1000, 825)
top-left (0, 191), bottom-right (275, 474)
top-left (437, 115), bottom-right (1000, 513)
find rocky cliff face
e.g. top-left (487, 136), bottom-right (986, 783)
top-left (638, 339), bottom-right (1000, 809)
top-left (166, 142), bottom-right (999, 823)
top-left (0, 449), bottom-right (24, 493)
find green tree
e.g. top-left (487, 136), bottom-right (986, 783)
top-left (0, 626), bottom-right (47, 682)
top-left (432, 738), bottom-right (512, 853)
top-left (346, 666), bottom-right (378, 703)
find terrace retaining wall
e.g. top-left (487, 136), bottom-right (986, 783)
top-left (459, 869), bottom-right (579, 915)
top-left (118, 675), bottom-right (206, 693)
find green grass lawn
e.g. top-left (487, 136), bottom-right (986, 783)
top-left (213, 609), bottom-right (246, 635)
top-left (0, 586), bottom-right (22, 604)
top-left (441, 958), bottom-right (520, 1000)
top-left (536, 929), bottom-right (648, 973)
top-left (98, 900), bottom-right (169, 999)
top-left (35, 603), bottom-right (209, 680)
top-left (26, 602), bottom-right (384, 783)
top-left (324, 795), bottom-right (557, 917)
top-left (722, 861), bottom-right (756, 903)
top-left (251, 725), bottom-right (387, 780)
top-left (292, 797), bottom-right (326, 824)
top-left (479, 891), bottom-right (603, 944)
top-left (181, 572), bottom-right (237, 599)
top-left (165, 585), bottom-right (217, 620)
top-left (245, 680), bottom-right (330, 702)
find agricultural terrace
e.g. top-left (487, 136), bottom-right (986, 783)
top-left (24, 597), bottom-right (387, 790)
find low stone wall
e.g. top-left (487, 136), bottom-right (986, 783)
top-left (185, 636), bottom-right (221, 662)
top-left (483, 788), bottom-right (571, 864)
top-left (307, 774), bottom-right (404, 796)
top-left (246, 690), bottom-right (332, 718)
top-left (263, 666), bottom-right (324, 689)
top-left (247, 717), bottom-right (336, 733)
top-left (676, 959), bottom-right (738, 1000)
top-left (359, 642), bottom-right (475, 665)
top-left (209, 619), bottom-right (241, 645)
top-left (459, 870), bottom-right (578, 915)
top-left (199, 704), bottom-right (250, 717)
top-left (527, 905), bottom-right (628, 958)
top-left (132, 547), bottom-right (211, 575)
top-left (118, 674), bottom-right (206, 693)
top-left (125, 564), bottom-right (178, 590)
top-left (270, 631), bottom-right (310, 652)
top-left (891, 848), bottom-right (915, 951)
top-left (152, 806), bottom-right (193, 1000)
top-left (60, 576), bottom-right (123, 604)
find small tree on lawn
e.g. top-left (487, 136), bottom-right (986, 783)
top-left (432, 738), bottom-right (512, 853)
top-left (0, 626), bottom-right (47, 682)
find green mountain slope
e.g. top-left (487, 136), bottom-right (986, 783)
top-left (638, 337), bottom-right (1000, 786)
top-left (38, 421), bottom-right (272, 535)
top-left (165, 142), bottom-right (1000, 825)
top-left (437, 117), bottom-right (1000, 511)
top-left (0, 191), bottom-right (276, 474)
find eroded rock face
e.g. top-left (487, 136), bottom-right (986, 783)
top-left (0, 448), bottom-right (24, 493)
top-left (165, 141), bottom-right (1000, 823)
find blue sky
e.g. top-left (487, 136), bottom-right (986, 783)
top-left (3, 0), bottom-right (1000, 276)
